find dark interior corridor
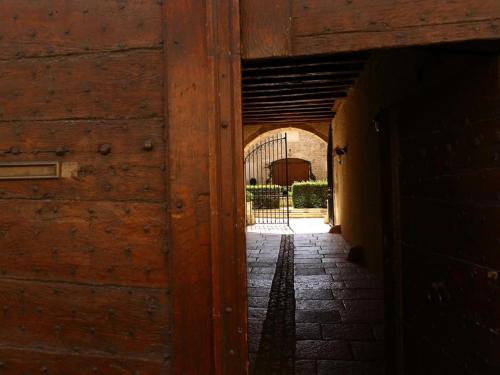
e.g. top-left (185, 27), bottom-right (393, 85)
top-left (243, 41), bottom-right (499, 374)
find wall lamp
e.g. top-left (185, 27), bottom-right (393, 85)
top-left (334, 145), bottom-right (347, 164)
top-left (334, 145), bottom-right (348, 156)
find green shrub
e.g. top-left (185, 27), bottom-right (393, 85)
top-left (292, 180), bottom-right (328, 208)
top-left (246, 185), bottom-right (283, 209)
top-left (245, 190), bottom-right (253, 202)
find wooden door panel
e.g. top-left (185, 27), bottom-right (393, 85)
top-left (0, 0), bottom-right (162, 59)
top-left (0, 119), bottom-right (165, 201)
top-left (0, 50), bottom-right (162, 121)
top-left (0, 199), bottom-right (168, 287)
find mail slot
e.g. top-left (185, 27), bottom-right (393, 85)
top-left (0, 161), bottom-right (60, 180)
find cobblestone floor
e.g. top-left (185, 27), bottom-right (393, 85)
top-left (247, 232), bottom-right (385, 375)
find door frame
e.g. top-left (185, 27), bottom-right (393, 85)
top-left (165, 0), bottom-right (247, 373)
top-left (378, 109), bottom-right (404, 374)
top-left (327, 124), bottom-right (335, 225)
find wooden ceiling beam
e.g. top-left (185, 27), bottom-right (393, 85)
top-left (243, 59), bottom-right (366, 71)
top-left (244, 117), bottom-right (334, 125)
top-left (243, 84), bottom-right (351, 94)
top-left (244, 112), bottom-right (334, 119)
top-left (243, 89), bottom-right (347, 100)
top-left (242, 63), bottom-right (364, 76)
top-left (243, 102), bottom-right (335, 110)
top-left (243, 106), bottom-right (333, 114)
top-left (243, 97), bottom-right (340, 106)
top-left (242, 71), bottom-right (360, 81)
top-left (243, 78), bottom-right (356, 88)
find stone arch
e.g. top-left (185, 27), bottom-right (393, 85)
top-left (243, 123), bottom-right (328, 147)
top-left (244, 126), bottom-right (328, 184)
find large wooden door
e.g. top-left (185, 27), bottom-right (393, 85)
top-left (272, 158), bottom-right (310, 186)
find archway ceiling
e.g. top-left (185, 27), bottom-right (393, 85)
top-left (242, 52), bottom-right (368, 125)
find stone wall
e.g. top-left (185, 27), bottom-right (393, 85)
top-left (244, 127), bottom-right (328, 185)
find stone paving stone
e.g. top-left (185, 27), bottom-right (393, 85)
top-left (248, 320), bottom-right (263, 336)
top-left (336, 262), bottom-right (359, 268)
top-left (248, 307), bottom-right (267, 320)
top-left (250, 267), bottom-right (275, 274)
top-left (295, 263), bottom-right (331, 269)
top-left (295, 281), bottom-right (345, 289)
top-left (248, 296), bottom-right (269, 308)
top-left (248, 333), bottom-right (260, 353)
top-left (344, 300), bottom-right (384, 311)
top-left (256, 253), bottom-right (279, 258)
top-left (322, 323), bottom-right (374, 340)
top-left (319, 250), bottom-right (346, 255)
top-left (295, 253), bottom-right (322, 259)
top-left (295, 289), bottom-right (333, 300)
top-left (296, 299), bottom-right (345, 311)
top-left (324, 268), bottom-right (363, 274)
top-left (344, 279), bottom-right (383, 289)
top-left (321, 257), bottom-right (349, 263)
top-left (296, 340), bottom-right (352, 360)
top-left (331, 288), bottom-right (384, 300)
top-left (295, 268), bottom-right (326, 276)
top-left (317, 360), bottom-right (366, 375)
top-left (247, 231), bottom-right (384, 375)
top-left (350, 341), bottom-right (385, 360)
top-left (248, 279), bottom-right (273, 288)
top-left (295, 258), bottom-right (322, 263)
top-left (340, 308), bottom-right (384, 323)
top-left (295, 360), bottom-right (317, 374)
top-left (295, 275), bottom-right (333, 283)
top-left (248, 262), bottom-right (275, 267)
top-left (247, 287), bottom-right (270, 297)
top-left (296, 310), bottom-right (342, 323)
top-left (296, 323), bottom-right (322, 340)
top-left (327, 271), bottom-right (372, 281)
top-left (248, 273), bottom-right (274, 280)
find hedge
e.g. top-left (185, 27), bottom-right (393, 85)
top-left (246, 185), bottom-right (284, 209)
top-left (292, 180), bottom-right (328, 208)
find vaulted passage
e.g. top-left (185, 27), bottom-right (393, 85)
top-left (243, 40), bottom-right (500, 374)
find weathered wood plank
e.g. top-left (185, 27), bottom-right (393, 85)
top-left (0, 50), bottom-right (162, 121)
top-left (241, 0), bottom-right (291, 58)
top-left (293, 18), bottom-right (500, 56)
top-left (0, 279), bottom-right (170, 360)
top-left (403, 250), bottom-right (500, 372)
top-left (164, 1), bottom-right (214, 373)
top-left (0, 119), bottom-right (165, 201)
top-left (165, 0), bottom-right (247, 372)
top-left (0, 0), bottom-right (162, 59)
top-left (0, 347), bottom-right (169, 375)
top-left (0, 200), bottom-right (167, 287)
top-left (241, 0), bottom-right (500, 58)
top-left (292, 0), bottom-right (500, 37)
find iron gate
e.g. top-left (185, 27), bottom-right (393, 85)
top-left (245, 134), bottom-right (290, 225)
